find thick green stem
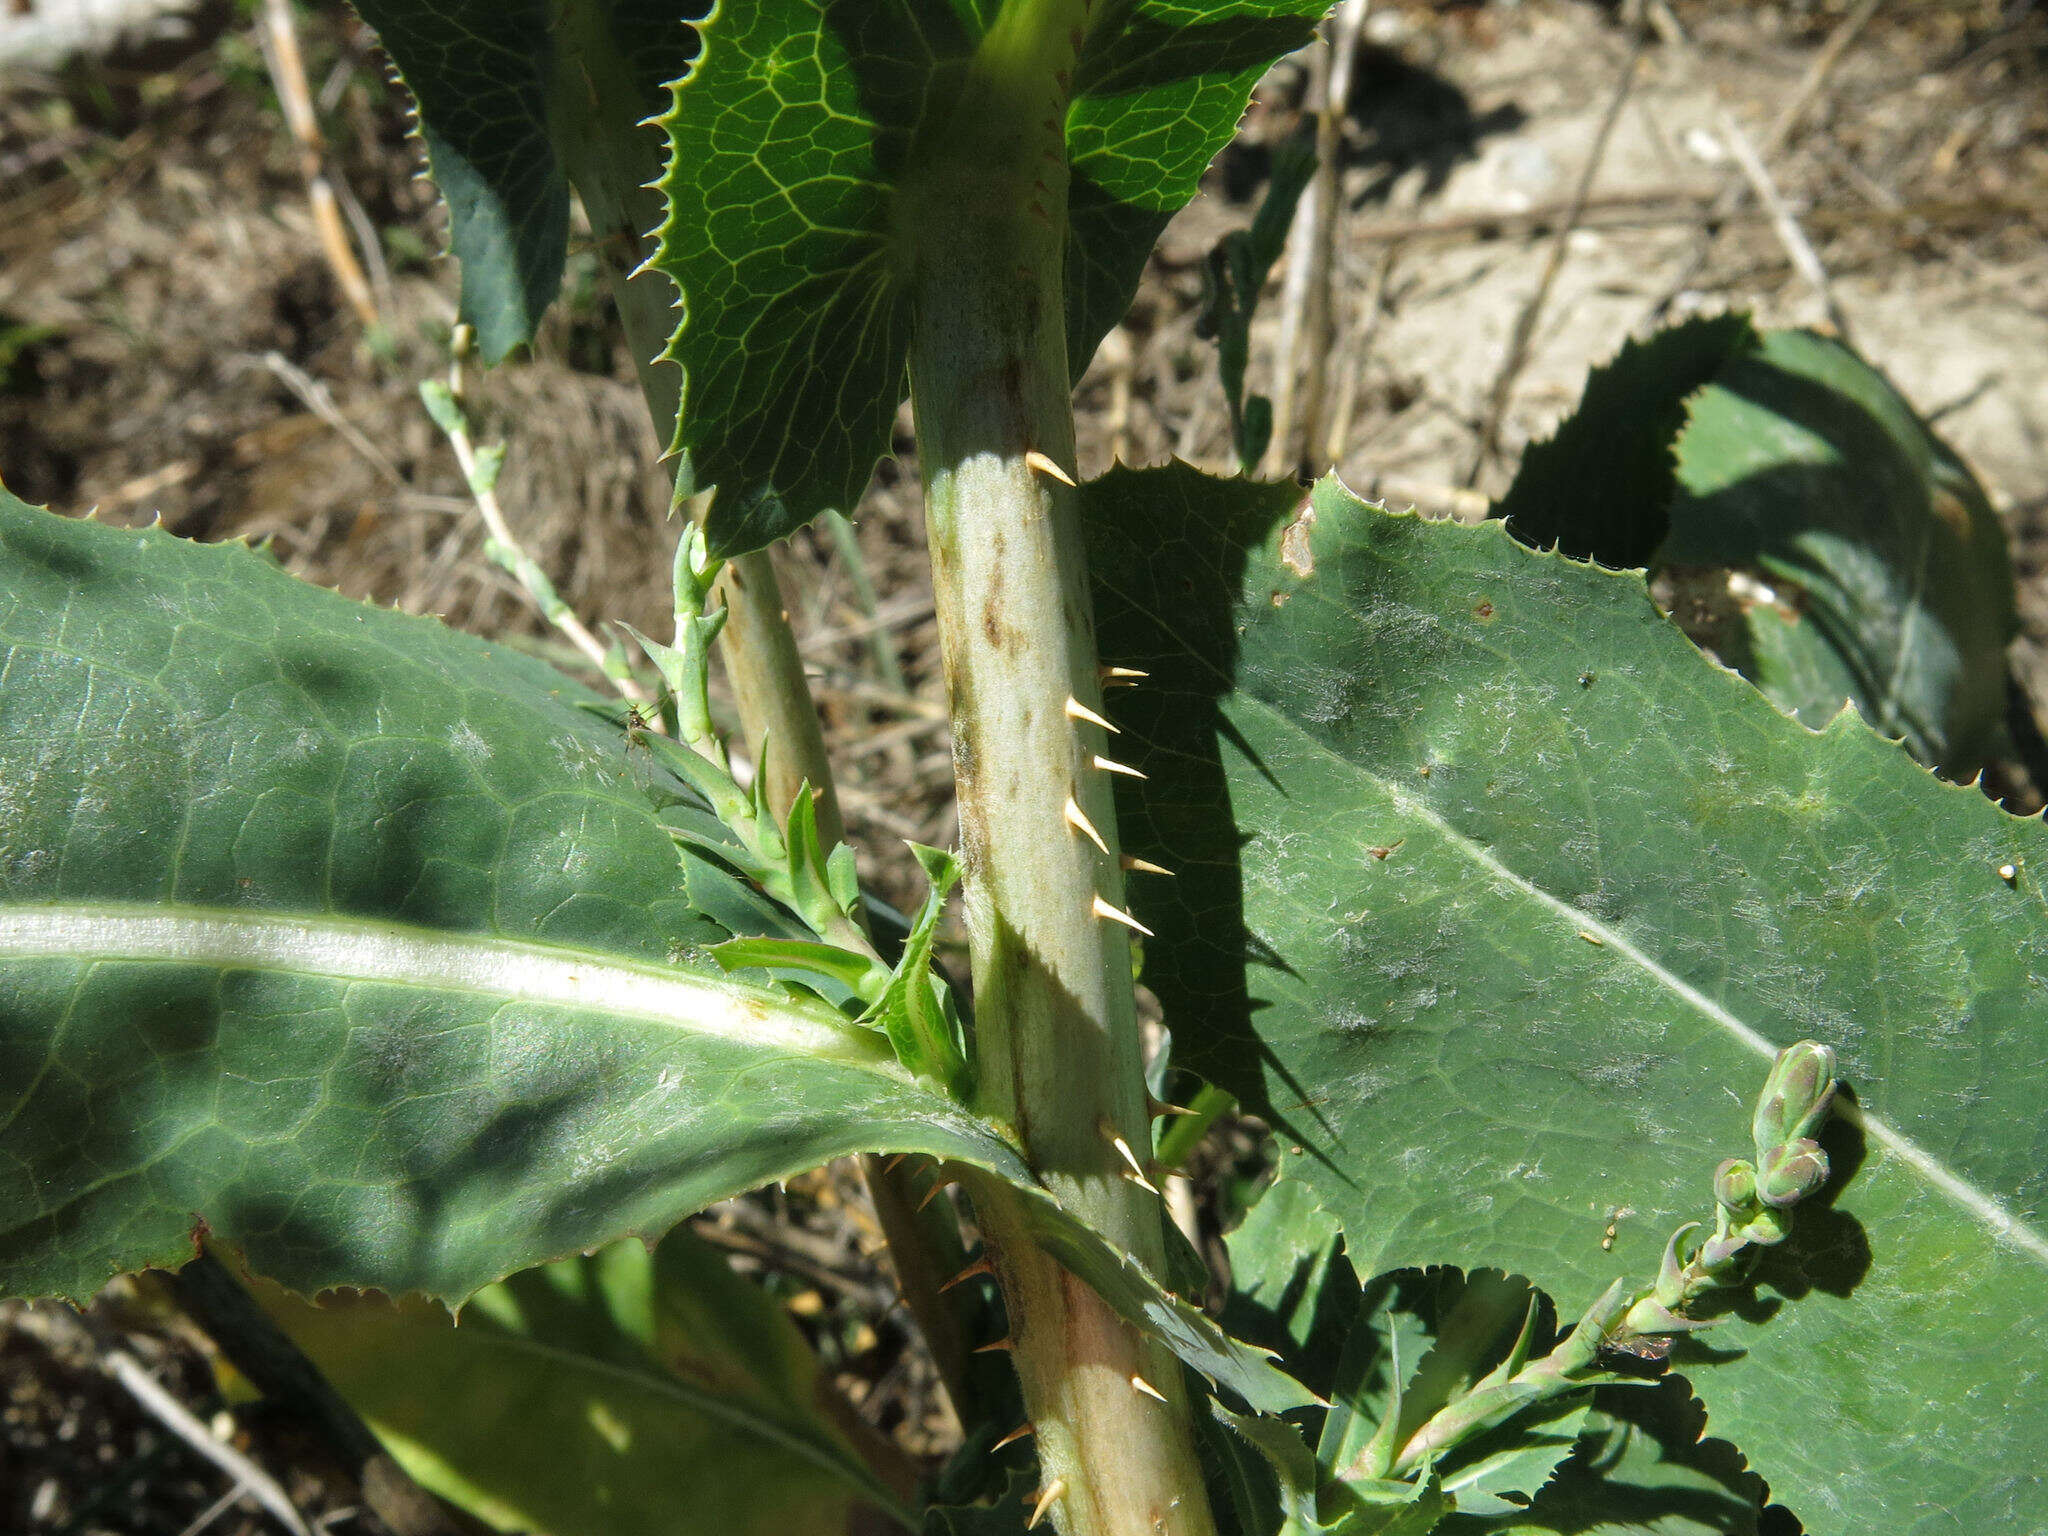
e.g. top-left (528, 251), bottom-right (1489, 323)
top-left (907, 6), bottom-right (1216, 1530)
top-left (546, 0), bottom-right (981, 1432)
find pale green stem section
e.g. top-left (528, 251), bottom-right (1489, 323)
top-left (908, 3), bottom-right (1216, 1530)
top-left (543, 0), bottom-right (979, 1427)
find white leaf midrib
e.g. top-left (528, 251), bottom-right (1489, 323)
top-left (0, 903), bottom-right (897, 1070)
top-left (1240, 679), bottom-right (2048, 1268)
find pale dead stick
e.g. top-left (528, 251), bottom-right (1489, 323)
top-left (104, 1347), bottom-right (316, 1536)
top-left (1716, 100), bottom-right (1854, 342)
top-left (255, 0), bottom-right (380, 331)
top-left (1264, 0), bottom-right (1368, 478)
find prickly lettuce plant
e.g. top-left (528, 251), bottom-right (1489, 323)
top-left (1, 5), bottom-right (2044, 1535)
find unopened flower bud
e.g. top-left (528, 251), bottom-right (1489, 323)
top-left (1738, 1207), bottom-right (1790, 1247)
top-left (1758, 1137), bottom-right (1830, 1208)
top-left (1752, 1041), bottom-right (1837, 1158)
top-left (1714, 1158), bottom-right (1758, 1212)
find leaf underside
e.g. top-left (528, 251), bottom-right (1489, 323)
top-left (1667, 328), bottom-right (2017, 780)
top-left (653, 0), bottom-right (1324, 554)
top-left (1086, 463), bottom-right (2048, 1535)
top-left (257, 1227), bottom-right (901, 1534)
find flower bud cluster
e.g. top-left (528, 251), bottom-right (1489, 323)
top-left (1383, 1042), bottom-right (1844, 1486)
top-left (1616, 1042), bottom-right (1836, 1344)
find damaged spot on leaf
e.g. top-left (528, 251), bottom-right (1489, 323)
top-left (1280, 501), bottom-right (1316, 577)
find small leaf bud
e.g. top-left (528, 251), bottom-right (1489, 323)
top-left (1753, 1041), bottom-right (1838, 1157)
top-left (1714, 1158), bottom-right (1759, 1212)
top-left (1652, 1222), bottom-right (1699, 1307)
top-left (1758, 1137), bottom-right (1830, 1208)
top-left (1698, 1230), bottom-right (1750, 1271)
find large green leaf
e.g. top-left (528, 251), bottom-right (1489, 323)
top-left (1085, 464), bottom-right (2048, 1534)
top-left (258, 1227), bottom-right (909, 1534)
top-left (1665, 328), bottom-right (2017, 780)
top-left (0, 492), bottom-right (1021, 1303)
top-left (346, 0), bottom-right (697, 362)
top-left (652, 0), bottom-right (1324, 554)
top-left (0, 491), bottom-right (1299, 1426)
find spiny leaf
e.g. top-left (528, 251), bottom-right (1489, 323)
top-left (1494, 312), bottom-right (1759, 568)
top-left (0, 491), bottom-right (1290, 1425)
top-left (652, 0), bottom-right (1325, 554)
top-left (1065, 0), bottom-right (1330, 382)
top-left (1085, 462), bottom-right (2048, 1535)
top-left (348, 0), bottom-right (699, 363)
top-left (0, 490), bottom-right (1020, 1304)
top-left (351, 0), bottom-right (566, 361)
top-left (1667, 328), bottom-right (2017, 779)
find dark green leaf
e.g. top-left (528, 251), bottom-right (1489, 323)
top-left (652, 0), bottom-right (1324, 553)
top-left (1495, 314), bottom-right (1759, 569)
top-left (0, 493), bottom-right (1029, 1304)
top-left (651, 0), bottom-right (960, 553)
top-left (1085, 463), bottom-right (2048, 1534)
top-left (256, 1227), bottom-right (911, 1533)
top-left (0, 491), bottom-right (1279, 1418)
top-left (1667, 328), bottom-right (2018, 778)
top-left (348, 0), bottom-right (567, 360)
top-left (348, 0), bottom-right (698, 364)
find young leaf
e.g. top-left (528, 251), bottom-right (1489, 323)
top-left (1493, 312), bottom-right (1759, 568)
top-left (1320, 1270), bottom-right (1590, 1518)
top-left (254, 1227), bottom-right (913, 1534)
top-left (0, 492), bottom-right (1027, 1304)
top-left (1084, 463), bottom-right (2048, 1535)
top-left (710, 936), bottom-right (892, 1009)
top-left (863, 844), bottom-right (973, 1098)
top-left (1666, 328), bottom-right (2018, 779)
top-left (652, 0), bottom-right (1326, 554)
